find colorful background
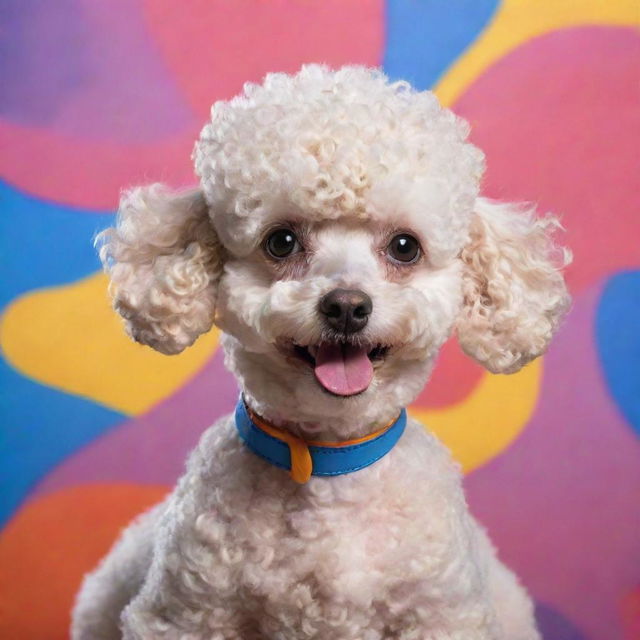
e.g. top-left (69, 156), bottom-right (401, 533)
top-left (1, 1), bottom-right (639, 638)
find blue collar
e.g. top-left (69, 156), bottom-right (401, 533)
top-left (234, 398), bottom-right (407, 483)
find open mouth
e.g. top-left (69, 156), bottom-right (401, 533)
top-left (289, 341), bottom-right (390, 397)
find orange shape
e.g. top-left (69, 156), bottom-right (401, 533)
top-left (621, 586), bottom-right (640, 640)
top-left (0, 484), bottom-right (167, 639)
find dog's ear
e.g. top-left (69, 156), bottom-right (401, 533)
top-left (456, 198), bottom-right (571, 374)
top-left (96, 184), bottom-right (224, 355)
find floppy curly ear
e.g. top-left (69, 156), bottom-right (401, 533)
top-left (456, 197), bottom-right (571, 374)
top-left (96, 184), bottom-right (223, 355)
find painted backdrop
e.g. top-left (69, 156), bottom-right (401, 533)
top-left (1, 1), bottom-right (638, 638)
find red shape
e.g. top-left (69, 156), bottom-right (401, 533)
top-left (454, 26), bottom-right (640, 293)
top-left (0, 0), bottom-right (382, 209)
top-left (0, 484), bottom-right (167, 639)
top-left (621, 586), bottom-right (640, 640)
top-left (414, 337), bottom-right (484, 408)
top-left (0, 123), bottom-right (197, 210)
top-left (144, 0), bottom-right (384, 120)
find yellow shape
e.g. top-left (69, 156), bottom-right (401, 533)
top-left (409, 359), bottom-right (541, 474)
top-left (0, 273), bottom-right (219, 415)
top-left (435, 0), bottom-right (640, 107)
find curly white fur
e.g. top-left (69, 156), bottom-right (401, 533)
top-left (194, 65), bottom-right (483, 263)
top-left (458, 199), bottom-right (571, 374)
top-left (73, 65), bottom-right (570, 639)
top-left (96, 186), bottom-right (224, 355)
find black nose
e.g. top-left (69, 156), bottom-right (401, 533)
top-left (319, 288), bottom-right (372, 334)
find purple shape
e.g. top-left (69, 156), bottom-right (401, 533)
top-left (1, 0), bottom-right (88, 122)
top-left (535, 602), bottom-right (589, 640)
top-left (0, 0), bottom-right (194, 143)
top-left (32, 348), bottom-right (239, 495)
top-left (465, 281), bottom-right (640, 640)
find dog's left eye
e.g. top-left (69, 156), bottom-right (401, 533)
top-left (265, 228), bottom-right (302, 259)
top-left (387, 234), bottom-right (421, 264)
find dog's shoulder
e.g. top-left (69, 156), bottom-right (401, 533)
top-left (390, 417), bottom-right (464, 488)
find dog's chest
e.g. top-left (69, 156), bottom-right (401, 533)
top-left (153, 421), bottom-right (474, 637)
top-left (188, 452), bottom-right (445, 608)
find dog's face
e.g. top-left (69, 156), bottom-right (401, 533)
top-left (214, 214), bottom-right (463, 419)
top-left (98, 66), bottom-right (570, 429)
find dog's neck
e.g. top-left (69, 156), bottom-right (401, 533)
top-left (242, 390), bottom-right (402, 441)
top-left (222, 334), bottom-right (430, 441)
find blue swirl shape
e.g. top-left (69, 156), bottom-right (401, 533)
top-left (0, 180), bottom-right (123, 526)
top-left (596, 271), bottom-right (640, 436)
top-left (383, 0), bottom-right (500, 89)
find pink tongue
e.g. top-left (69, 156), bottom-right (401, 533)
top-left (314, 343), bottom-right (373, 396)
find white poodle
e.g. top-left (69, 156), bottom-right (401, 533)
top-left (72, 65), bottom-right (570, 639)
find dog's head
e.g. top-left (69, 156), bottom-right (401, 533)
top-left (98, 66), bottom-right (570, 427)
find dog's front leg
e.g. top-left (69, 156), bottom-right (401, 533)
top-left (121, 597), bottom-right (266, 640)
top-left (71, 502), bottom-right (163, 640)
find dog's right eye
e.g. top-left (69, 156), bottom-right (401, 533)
top-left (265, 228), bottom-right (302, 259)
